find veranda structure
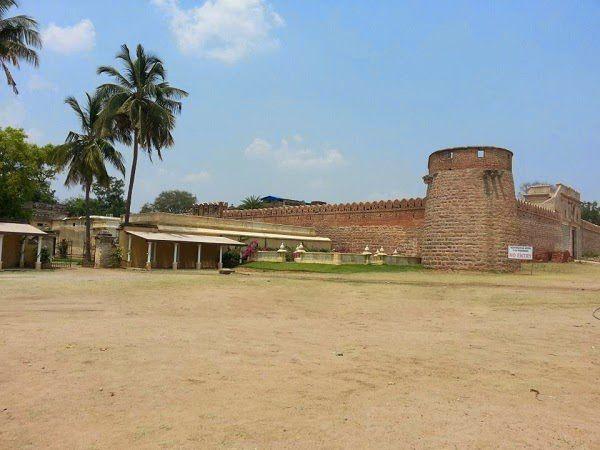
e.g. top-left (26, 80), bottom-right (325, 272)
top-left (0, 223), bottom-right (47, 270)
top-left (123, 230), bottom-right (244, 270)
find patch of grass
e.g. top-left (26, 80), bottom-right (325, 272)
top-left (243, 261), bottom-right (424, 274)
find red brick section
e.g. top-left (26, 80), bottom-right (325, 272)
top-left (223, 199), bottom-right (425, 254)
top-left (582, 220), bottom-right (600, 255)
top-left (421, 147), bottom-right (521, 271)
top-left (516, 200), bottom-right (562, 260)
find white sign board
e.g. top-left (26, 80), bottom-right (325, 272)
top-left (508, 245), bottom-right (533, 260)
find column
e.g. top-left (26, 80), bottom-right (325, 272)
top-left (172, 243), bottom-right (179, 270)
top-left (0, 234), bottom-right (4, 270)
top-left (19, 237), bottom-right (26, 268)
top-left (35, 236), bottom-right (43, 270)
top-left (218, 245), bottom-right (223, 270)
top-left (145, 241), bottom-right (152, 270)
top-left (127, 234), bottom-right (132, 266)
top-left (196, 244), bottom-right (202, 269)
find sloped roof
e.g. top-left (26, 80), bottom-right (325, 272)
top-left (126, 230), bottom-right (244, 246)
top-left (0, 223), bottom-right (46, 236)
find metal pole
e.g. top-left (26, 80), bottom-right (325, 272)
top-left (218, 245), bottom-right (223, 270)
top-left (196, 244), bottom-right (202, 269)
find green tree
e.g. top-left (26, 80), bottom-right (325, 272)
top-left (93, 176), bottom-right (125, 217)
top-left (0, 127), bottom-right (56, 219)
top-left (239, 195), bottom-right (264, 209)
top-left (582, 201), bottom-right (600, 225)
top-left (0, 0), bottom-right (41, 94)
top-left (63, 177), bottom-right (126, 217)
top-left (97, 43), bottom-right (188, 225)
top-left (63, 196), bottom-right (99, 217)
top-left (140, 190), bottom-right (197, 214)
top-left (50, 92), bottom-right (125, 264)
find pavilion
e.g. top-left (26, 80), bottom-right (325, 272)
top-left (0, 222), bottom-right (47, 270)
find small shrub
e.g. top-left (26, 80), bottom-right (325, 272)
top-left (109, 246), bottom-right (123, 268)
top-left (222, 249), bottom-right (241, 268)
top-left (58, 239), bottom-right (69, 259)
top-left (40, 247), bottom-right (51, 264)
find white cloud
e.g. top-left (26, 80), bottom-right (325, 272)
top-left (152, 0), bottom-right (284, 63)
top-left (42, 19), bottom-right (96, 54)
top-left (183, 171), bottom-right (212, 183)
top-left (244, 137), bottom-right (271, 157)
top-left (27, 74), bottom-right (58, 92)
top-left (244, 135), bottom-right (345, 169)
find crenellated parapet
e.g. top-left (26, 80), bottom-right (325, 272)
top-left (224, 198), bottom-right (425, 219)
top-left (516, 199), bottom-right (560, 221)
top-left (581, 219), bottom-right (600, 233)
top-left (190, 202), bottom-right (229, 218)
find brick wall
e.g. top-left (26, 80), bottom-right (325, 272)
top-left (223, 199), bottom-right (425, 254)
top-left (516, 201), bottom-right (562, 258)
top-left (581, 220), bottom-right (600, 255)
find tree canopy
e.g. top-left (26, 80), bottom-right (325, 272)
top-left (239, 195), bottom-right (264, 209)
top-left (97, 43), bottom-right (188, 224)
top-left (63, 177), bottom-right (126, 217)
top-left (0, 127), bottom-right (56, 219)
top-left (0, 0), bottom-right (41, 94)
top-left (140, 190), bottom-right (197, 214)
top-left (582, 201), bottom-right (600, 225)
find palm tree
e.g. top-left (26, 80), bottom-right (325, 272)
top-left (96, 44), bottom-right (188, 224)
top-left (0, 0), bottom-right (41, 94)
top-left (239, 195), bottom-right (264, 210)
top-left (51, 92), bottom-right (125, 264)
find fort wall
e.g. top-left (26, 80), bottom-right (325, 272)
top-left (581, 220), bottom-right (600, 255)
top-left (223, 199), bottom-right (424, 254)
top-left (421, 147), bottom-right (520, 271)
top-left (516, 200), bottom-right (563, 258)
top-left (193, 146), bottom-right (600, 270)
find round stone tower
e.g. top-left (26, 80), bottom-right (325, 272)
top-left (422, 146), bottom-right (520, 271)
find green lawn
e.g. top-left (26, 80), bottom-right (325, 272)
top-left (243, 261), bottom-right (424, 274)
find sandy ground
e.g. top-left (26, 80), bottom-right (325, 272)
top-left (0, 264), bottom-right (599, 449)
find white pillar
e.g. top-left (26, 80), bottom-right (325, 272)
top-left (0, 234), bottom-right (4, 270)
top-left (172, 243), bottom-right (179, 270)
top-left (35, 236), bottom-right (43, 270)
top-left (127, 235), bottom-right (132, 263)
top-left (196, 244), bottom-right (202, 269)
top-left (146, 241), bottom-right (152, 270)
top-left (218, 245), bottom-right (223, 270)
top-left (19, 237), bottom-right (26, 268)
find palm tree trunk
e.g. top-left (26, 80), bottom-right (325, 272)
top-left (124, 133), bottom-right (139, 225)
top-left (84, 182), bottom-right (92, 264)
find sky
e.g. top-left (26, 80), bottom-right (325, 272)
top-left (2, 0), bottom-right (599, 210)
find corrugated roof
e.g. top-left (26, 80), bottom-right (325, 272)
top-left (126, 230), bottom-right (244, 246)
top-left (156, 225), bottom-right (331, 242)
top-left (0, 222), bottom-right (46, 235)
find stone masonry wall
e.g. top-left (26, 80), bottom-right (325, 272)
top-left (223, 199), bottom-right (425, 254)
top-left (581, 220), bottom-right (600, 255)
top-left (421, 147), bottom-right (521, 271)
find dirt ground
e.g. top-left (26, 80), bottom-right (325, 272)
top-left (1, 264), bottom-right (599, 449)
